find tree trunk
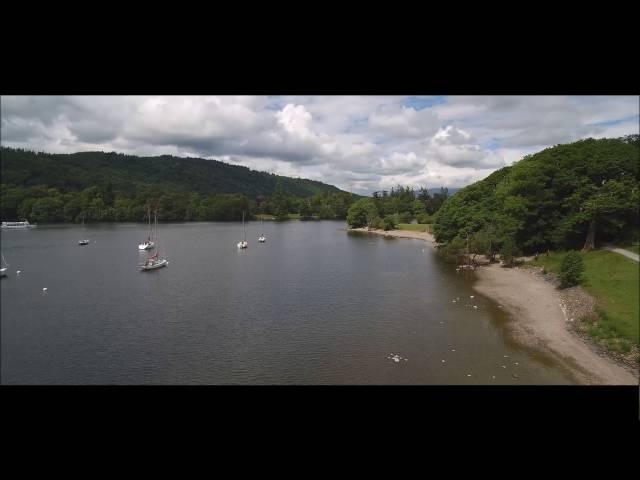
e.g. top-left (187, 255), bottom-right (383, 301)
top-left (582, 219), bottom-right (596, 251)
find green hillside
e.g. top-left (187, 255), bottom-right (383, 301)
top-left (433, 135), bottom-right (639, 254)
top-left (0, 147), bottom-right (342, 198)
top-left (0, 147), bottom-right (356, 223)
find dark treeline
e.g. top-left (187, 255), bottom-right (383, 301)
top-left (347, 185), bottom-right (450, 229)
top-left (432, 135), bottom-right (640, 262)
top-left (0, 147), bottom-right (359, 223)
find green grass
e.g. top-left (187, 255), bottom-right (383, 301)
top-left (397, 223), bottom-right (432, 233)
top-left (530, 250), bottom-right (639, 346)
top-left (254, 214), bottom-right (275, 220)
top-left (287, 213), bottom-right (301, 220)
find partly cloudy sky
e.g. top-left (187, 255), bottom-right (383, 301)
top-left (1, 95), bottom-right (638, 194)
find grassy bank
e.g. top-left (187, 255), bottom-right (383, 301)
top-left (529, 250), bottom-right (639, 350)
top-left (397, 223), bottom-right (432, 233)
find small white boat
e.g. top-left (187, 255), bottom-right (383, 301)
top-left (257, 216), bottom-right (266, 243)
top-left (138, 240), bottom-right (155, 250)
top-left (1, 220), bottom-right (37, 229)
top-left (138, 206), bottom-right (156, 250)
top-left (1, 253), bottom-right (8, 277)
top-left (140, 211), bottom-right (168, 271)
top-left (78, 215), bottom-right (90, 245)
top-left (237, 211), bottom-right (248, 249)
top-left (141, 254), bottom-right (169, 270)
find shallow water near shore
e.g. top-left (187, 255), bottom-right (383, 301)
top-left (1, 221), bottom-right (578, 384)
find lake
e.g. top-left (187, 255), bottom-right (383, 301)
top-left (1, 221), bottom-right (578, 384)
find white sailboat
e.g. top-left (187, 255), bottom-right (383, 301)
top-left (138, 206), bottom-right (155, 250)
top-left (0, 253), bottom-right (8, 277)
top-left (237, 211), bottom-right (248, 249)
top-left (78, 214), bottom-right (90, 245)
top-left (140, 210), bottom-right (168, 270)
top-left (258, 216), bottom-right (266, 243)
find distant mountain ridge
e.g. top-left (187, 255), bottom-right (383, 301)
top-left (0, 147), bottom-right (346, 198)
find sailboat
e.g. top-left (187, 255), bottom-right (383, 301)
top-left (237, 211), bottom-right (248, 249)
top-left (138, 206), bottom-right (156, 250)
top-left (140, 210), bottom-right (168, 270)
top-left (78, 214), bottom-right (90, 245)
top-left (258, 216), bottom-right (266, 243)
top-left (0, 253), bottom-right (8, 277)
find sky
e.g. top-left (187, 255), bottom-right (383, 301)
top-left (1, 95), bottom-right (638, 194)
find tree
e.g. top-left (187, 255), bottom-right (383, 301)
top-left (499, 237), bottom-right (519, 267)
top-left (299, 200), bottom-right (313, 220)
top-left (347, 198), bottom-right (379, 228)
top-left (559, 251), bottom-right (584, 288)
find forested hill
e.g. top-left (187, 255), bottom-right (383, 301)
top-left (0, 147), bottom-right (344, 198)
top-left (433, 135), bottom-right (639, 254)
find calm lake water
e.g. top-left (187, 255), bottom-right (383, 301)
top-left (1, 221), bottom-right (577, 384)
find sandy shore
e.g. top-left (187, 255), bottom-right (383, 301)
top-left (350, 227), bottom-right (638, 384)
top-left (473, 264), bottom-right (638, 385)
top-left (348, 227), bottom-right (436, 243)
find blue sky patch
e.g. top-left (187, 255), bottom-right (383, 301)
top-left (588, 114), bottom-right (639, 127)
top-left (401, 96), bottom-right (447, 111)
top-left (482, 138), bottom-right (501, 150)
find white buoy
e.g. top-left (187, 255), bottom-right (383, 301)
top-left (473, 306), bottom-right (478, 309)
top-left (42, 287), bottom-right (48, 292)
top-left (502, 365), bottom-right (506, 368)
top-left (451, 349), bottom-right (456, 352)
top-left (467, 374), bottom-right (472, 377)
top-left (17, 270), bottom-right (21, 274)
top-left (470, 295), bottom-right (474, 298)
top-left (504, 355), bottom-right (509, 358)
top-left (442, 360), bottom-right (446, 363)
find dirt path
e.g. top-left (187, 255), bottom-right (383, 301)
top-left (604, 246), bottom-right (639, 262)
top-left (473, 264), bottom-right (638, 385)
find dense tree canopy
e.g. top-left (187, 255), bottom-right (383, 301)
top-left (347, 185), bottom-right (450, 228)
top-left (433, 136), bottom-right (640, 253)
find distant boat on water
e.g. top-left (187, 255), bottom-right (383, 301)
top-left (78, 215), bottom-right (90, 245)
top-left (1, 221), bottom-right (37, 229)
top-left (237, 211), bottom-right (248, 249)
top-left (1, 253), bottom-right (8, 277)
top-left (138, 206), bottom-right (155, 250)
top-left (140, 210), bottom-right (168, 271)
top-left (258, 216), bottom-right (266, 243)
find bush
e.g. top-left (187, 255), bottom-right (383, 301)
top-left (559, 250), bottom-right (584, 288)
top-left (416, 212), bottom-right (432, 224)
top-left (371, 216), bottom-right (385, 229)
top-left (383, 215), bottom-right (397, 231)
top-left (397, 211), bottom-right (412, 223)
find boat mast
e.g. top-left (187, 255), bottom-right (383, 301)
top-left (155, 209), bottom-right (159, 249)
top-left (243, 211), bottom-right (246, 242)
